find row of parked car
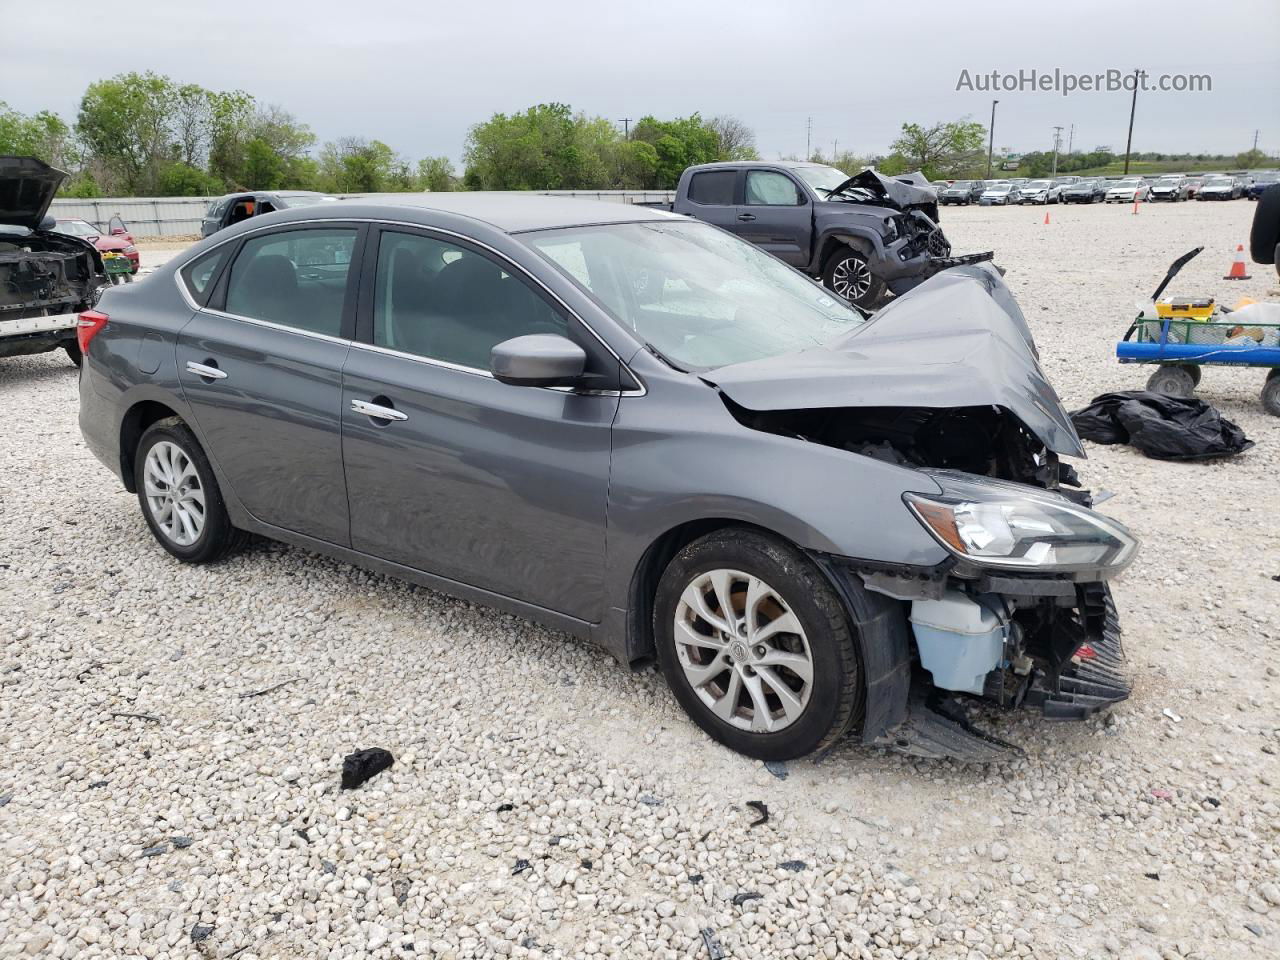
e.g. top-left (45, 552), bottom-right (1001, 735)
top-left (936, 172), bottom-right (1277, 207)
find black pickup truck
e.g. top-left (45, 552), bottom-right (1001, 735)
top-left (665, 161), bottom-right (992, 308)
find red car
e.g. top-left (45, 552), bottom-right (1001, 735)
top-left (52, 218), bottom-right (140, 272)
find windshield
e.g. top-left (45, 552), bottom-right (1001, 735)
top-left (792, 165), bottom-right (850, 195)
top-left (948, 181), bottom-right (971, 189)
top-left (1025, 181), bottom-right (1051, 189)
top-left (987, 185), bottom-right (1011, 193)
top-left (522, 220), bottom-right (865, 371)
top-left (1113, 180), bottom-right (1140, 188)
top-left (1203, 176), bottom-right (1231, 185)
top-left (53, 220), bottom-right (100, 237)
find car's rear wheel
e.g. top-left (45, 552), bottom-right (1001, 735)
top-left (63, 342), bottom-right (82, 367)
top-left (822, 247), bottom-right (885, 309)
top-left (135, 418), bottom-right (244, 563)
top-left (653, 529), bottom-right (862, 761)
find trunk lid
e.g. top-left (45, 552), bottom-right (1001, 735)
top-left (703, 263), bottom-right (1085, 457)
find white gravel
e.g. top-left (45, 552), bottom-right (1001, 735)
top-left (1, 200), bottom-right (1278, 960)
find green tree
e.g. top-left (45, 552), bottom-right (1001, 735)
top-left (463, 103), bottom-right (611, 190)
top-left (417, 156), bottom-right (457, 191)
top-left (0, 103), bottom-right (73, 169)
top-left (319, 137), bottom-right (399, 193)
top-left (1236, 148), bottom-right (1267, 169)
top-left (76, 71), bottom-right (180, 193)
top-left (631, 114), bottom-right (721, 187)
top-left (888, 119), bottom-right (987, 179)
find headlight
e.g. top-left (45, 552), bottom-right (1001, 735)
top-left (123, 244), bottom-right (137, 253)
top-left (904, 471), bottom-right (1137, 573)
top-left (883, 216), bottom-right (899, 241)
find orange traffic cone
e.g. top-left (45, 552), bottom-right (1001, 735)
top-left (1043, 210), bottom-right (1050, 225)
top-left (1223, 244), bottom-right (1251, 280)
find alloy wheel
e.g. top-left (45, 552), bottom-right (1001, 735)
top-left (143, 440), bottom-right (206, 546)
top-left (673, 568), bottom-right (813, 733)
top-left (830, 256), bottom-right (872, 302)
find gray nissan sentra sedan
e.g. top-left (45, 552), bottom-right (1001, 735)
top-left (77, 194), bottom-right (1137, 762)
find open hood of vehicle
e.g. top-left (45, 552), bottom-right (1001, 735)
top-left (0, 156), bottom-right (66, 230)
top-left (703, 263), bottom-right (1086, 458)
top-left (828, 169), bottom-right (938, 210)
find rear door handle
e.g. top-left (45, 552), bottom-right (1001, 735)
top-left (186, 360), bottom-right (227, 380)
top-left (737, 213), bottom-right (756, 221)
top-left (351, 398), bottom-right (408, 422)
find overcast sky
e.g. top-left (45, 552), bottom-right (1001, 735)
top-left (8, 0), bottom-right (1278, 166)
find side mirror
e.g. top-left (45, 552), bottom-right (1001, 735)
top-left (490, 334), bottom-right (586, 388)
top-left (39, 214), bottom-right (57, 231)
top-left (110, 226), bottom-right (127, 236)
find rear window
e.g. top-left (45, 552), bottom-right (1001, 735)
top-left (180, 246), bottom-right (231, 304)
top-left (687, 170), bottom-right (736, 206)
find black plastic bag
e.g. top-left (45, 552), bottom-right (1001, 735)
top-left (1070, 391), bottom-right (1253, 461)
top-left (341, 748), bottom-right (394, 789)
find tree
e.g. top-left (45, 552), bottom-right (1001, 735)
top-left (631, 114), bottom-right (721, 188)
top-left (888, 119), bottom-right (987, 179)
top-left (319, 137), bottom-right (399, 193)
top-left (417, 156), bottom-right (457, 191)
top-left (708, 115), bottom-right (758, 161)
top-left (0, 102), bottom-right (73, 168)
top-left (76, 71), bottom-right (179, 193)
top-left (463, 103), bottom-right (610, 190)
top-left (1236, 148), bottom-right (1267, 169)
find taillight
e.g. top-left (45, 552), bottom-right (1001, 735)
top-left (77, 309), bottom-right (109, 354)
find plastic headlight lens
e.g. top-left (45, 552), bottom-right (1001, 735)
top-left (904, 472), bottom-right (1138, 572)
top-left (123, 244), bottom-right (137, 253)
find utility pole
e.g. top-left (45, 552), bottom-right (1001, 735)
top-left (1253, 129), bottom-right (1260, 152)
top-left (1051, 126), bottom-right (1063, 176)
top-left (1067, 123), bottom-right (1074, 156)
top-left (806, 117), bottom-right (812, 160)
top-left (986, 100), bottom-right (999, 178)
top-left (618, 118), bottom-right (632, 140)
top-left (1123, 69), bottom-right (1140, 175)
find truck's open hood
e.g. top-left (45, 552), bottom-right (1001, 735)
top-left (828, 169), bottom-right (938, 211)
top-left (0, 156), bottom-right (65, 231)
top-left (703, 263), bottom-right (1086, 457)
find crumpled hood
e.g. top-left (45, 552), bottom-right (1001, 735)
top-left (830, 169), bottom-right (938, 210)
top-left (703, 263), bottom-right (1086, 457)
top-left (0, 156), bottom-right (65, 230)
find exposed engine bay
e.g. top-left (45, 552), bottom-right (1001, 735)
top-left (725, 396), bottom-right (1131, 762)
top-left (1, 232), bottom-right (102, 321)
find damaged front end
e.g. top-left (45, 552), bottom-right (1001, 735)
top-left (823, 170), bottom-right (996, 294)
top-left (707, 264), bottom-right (1138, 761)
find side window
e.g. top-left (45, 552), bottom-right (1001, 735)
top-left (745, 170), bottom-right (803, 206)
top-left (687, 170), bottom-right (736, 206)
top-left (180, 245), bottom-right (232, 304)
top-left (224, 228), bottom-right (356, 337)
top-left (373, 230), bottom-right (566, 371)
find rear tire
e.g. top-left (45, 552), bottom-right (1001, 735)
top-left (134, 418), bottom-right (245, 563)
top-left (63, 342), bottom-right (82, 367)
top-left (1262, 370), bottom-right (1280, 418)
top-left (1146, 365), bottom-right (1196, 397)
top-left (822, 247), bottom-right (886, 310)
top-left (653, 529), bottom-right (862, 761)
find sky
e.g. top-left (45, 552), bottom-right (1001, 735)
top-left (6, 0), bottom-right (1278, 167)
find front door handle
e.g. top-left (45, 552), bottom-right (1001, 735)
top-left (351, 398), bottom-right (408, 422)
top-left (186, 360), bottom-right (227, 380)
top-left (737, 213), bottom-right (756, 221)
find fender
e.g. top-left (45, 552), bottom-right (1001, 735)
top-left (808, 225), bottom-right (887, 274)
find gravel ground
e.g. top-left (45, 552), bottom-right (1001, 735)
top-left (1, 200), bottom-right (1278, 960)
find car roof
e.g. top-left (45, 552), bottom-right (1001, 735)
top-left (330, 192), bottom-right (682, 233)
top-left (687, 160), bottom-right (838, 171)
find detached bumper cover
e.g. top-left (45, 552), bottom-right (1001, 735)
top-left (1025, 594), bottom-right (1130, 719)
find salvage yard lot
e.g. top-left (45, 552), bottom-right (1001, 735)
top-left (1, 201), bottom-right (1277, 959)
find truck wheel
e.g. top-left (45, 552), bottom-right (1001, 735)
top-left (653, 528), bottom-right (862, 761)
top-left (1146, 365), bottom-right (1196, 397)
top-left (1262, 370), bottom-right (1280, 417)
top-left (823, 248), bottom-right (885, 309)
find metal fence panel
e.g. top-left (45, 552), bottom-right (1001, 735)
top-left (48, 190), bottom-right (677, 238)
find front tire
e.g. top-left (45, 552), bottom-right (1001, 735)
top-left (134, 418), bottom-right (244, 563)
top-left (822, 247), bottom-right (885, 310)
top-left (653, 529), bottom-right (862, 761)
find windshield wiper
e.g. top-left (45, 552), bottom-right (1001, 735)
top-left (644, 342), bottom-right (687, 372)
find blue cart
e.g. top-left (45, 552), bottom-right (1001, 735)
top-left (1117, 247), bottom-right (1280, 415)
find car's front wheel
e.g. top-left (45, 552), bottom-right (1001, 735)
top-left (654, 529), bottom-right (862, 761)
top-left (822, 247), bottom-right (885, 309)
top-left (135, 418), bottom-right (244, 563)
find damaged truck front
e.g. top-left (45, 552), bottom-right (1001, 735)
top-left (1, 156), bottom-right (106, 365)
top-left (704, 264), bottom-right (1136, 760)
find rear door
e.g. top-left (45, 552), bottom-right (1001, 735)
top-left (681, 168), bottom-right (744, 235)
top-left (739, 169), bottom-right (812, 267)
top-left (177, 223), bottom-right (363, 545)
top-left (340, 226), bottom-right (620, 621)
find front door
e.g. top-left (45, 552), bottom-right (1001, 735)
top-left (340, 227), bottom-right (618, 621)
top-left (738, 169), bottom-right (812, 267)
top-left (177, 224), bottom-right (362, 545)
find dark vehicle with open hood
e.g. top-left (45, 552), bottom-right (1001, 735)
top-left (77, 193), bottom-right (1136, 763)
top-left (667, 161), bottom-right (993, 309)
top-left (1, 156), bottom-right (108, 365)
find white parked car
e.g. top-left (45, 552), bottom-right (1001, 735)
top-left (1104, 179), bottom-right (1151, 203)
top-left (979, 183), bottom-right (1016, 206)
top-left (1016, 180), bottom-right (1063, 205)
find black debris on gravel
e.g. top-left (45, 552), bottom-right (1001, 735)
top-left (172, 836), bottom-right (194, 849)
top-left (321, 860), bottom-right (336, 875)
top-left (1070, 391), bottom-right (1253, 461)
top-left (688, 874), bottom-right (704, 884)
top-left (638, 794), bottom-right (661, 806)
top-left (746, 801), bottom-right (769, 828)
top-left (731, 891), bottom-right (763, 906)
top-left (701, 927), bottom-right (726, 960)
top-left (512, 859), bottom-right (531, 876)
top-left (764, 760), bottom-right (788, 780)
top-left (393, 878), bottom-right (410, 905)
top-left (495, 803), bottom-right (515, 812)
top-left (141, 843), bottom-right (169, 858)
top-left (340, 748), bottom-right (394, 790)
top-left (190, 924), bottom-right (214, 943)
top-left (779, 860), bottom-right (807, 872)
